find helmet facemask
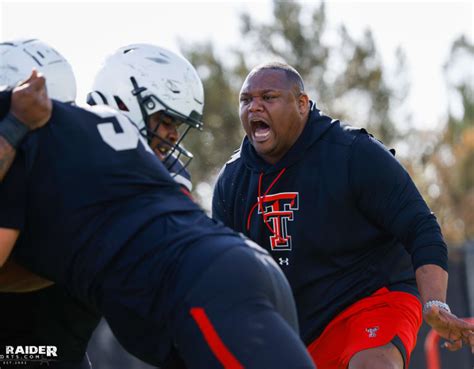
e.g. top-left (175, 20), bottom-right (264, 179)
top-left (88, 43), bottom-right (205, 176)
top-left (130, 76), bottom-right (202, 174)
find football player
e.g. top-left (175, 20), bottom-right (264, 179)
top-left (0, 42), bottom-right (315, 369)
top-left (0, 39), bottom-right (100, 369)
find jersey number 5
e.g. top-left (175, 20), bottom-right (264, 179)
top-left (97, 114), bottom-right (153, 154)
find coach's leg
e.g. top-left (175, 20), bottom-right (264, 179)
top-left (346, 289), bottom-right (421, 369)
top-left (349, 343), bottom-right (404, 369)
top-left (172, 243), bottom-right (315, 369)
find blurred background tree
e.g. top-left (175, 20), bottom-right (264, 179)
top-left (179, 14), bottom-right (474, 368)
top-left (181, 0), bottom-right (408, 211)
top-left (405, 36), bottom-right (474, 246)
top-left (87, 1), bottom-right (473, 367)
top-left (180, 0), bottom-right (473, 248)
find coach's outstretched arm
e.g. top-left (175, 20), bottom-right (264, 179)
top-left (417, 264), bottom-right (474, 352)
top-left (0, 70), bottom-right (52, 181)
top-left (351, 133), bottom-right (474, 354)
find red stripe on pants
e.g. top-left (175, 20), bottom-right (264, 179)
top-left (190, 307), bottom-right (244, 369)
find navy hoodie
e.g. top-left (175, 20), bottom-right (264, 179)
top-left (212, 103), bottom-right (447, 344)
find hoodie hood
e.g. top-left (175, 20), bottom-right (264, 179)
top-left (240, 101), bottom-right (336, 174)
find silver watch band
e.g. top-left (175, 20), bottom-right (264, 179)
top-left (423, 300), bottom-right (451, 314)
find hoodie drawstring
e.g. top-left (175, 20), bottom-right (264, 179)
top-left (246, 168), bottom-right (287, 231)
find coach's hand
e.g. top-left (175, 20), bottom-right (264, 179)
top-left (10, 69), bottom-right (52, 130)
top-left (424, 305), bottom-right (474, 353)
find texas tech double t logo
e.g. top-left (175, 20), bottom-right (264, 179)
top-left (257, 192), bottom-right (299, 251)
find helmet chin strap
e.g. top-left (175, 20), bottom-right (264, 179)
top-left (162, 137), bottom-right (193, 167)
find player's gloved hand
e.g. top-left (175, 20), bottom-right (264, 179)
top-left (10, 69), bottom-right (52, 130)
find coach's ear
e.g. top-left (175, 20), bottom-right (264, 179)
top-left (298, 92), bottom-right (310, 116)
top-left (0, 228), bottom-right (19, 267)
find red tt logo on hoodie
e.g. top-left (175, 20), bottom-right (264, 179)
top-left (257, 192), bottom-right (299, 251)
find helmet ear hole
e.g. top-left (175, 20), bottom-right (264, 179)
top-left (86, 91), bottom-right (108, 106)
top-left (113, 95), bottom-right (129, 111)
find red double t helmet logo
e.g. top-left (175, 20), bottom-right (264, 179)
top-left (257, 192), bottom-right (299, 251)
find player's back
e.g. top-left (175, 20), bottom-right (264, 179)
top-left (5, 101), bottom-right (203, 292)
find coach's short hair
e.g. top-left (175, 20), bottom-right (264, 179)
top-left (249, 62), bottom-right (305, 94)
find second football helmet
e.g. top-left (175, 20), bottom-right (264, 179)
top-left (0, 38), bottom-right (76, 103)
top-left (87, 43), bottom-right (204, 169)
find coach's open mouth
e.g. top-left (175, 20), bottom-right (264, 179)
top-left (251, 119), bottom-right (271, 143)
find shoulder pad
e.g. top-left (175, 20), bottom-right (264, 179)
top-left (79, 104), bottom-right (123, 118)
top-left (173, 173), bottom-right (193, 192)
top-left (167, 156), bottom-right (193, 191)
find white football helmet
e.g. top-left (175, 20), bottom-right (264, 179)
top-left (0, 38), bottom-right (76, 102)
top-left (87, 43), bottom-right (204, 170)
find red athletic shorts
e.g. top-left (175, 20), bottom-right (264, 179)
top-left (307, 287), bottom-right (422, 369)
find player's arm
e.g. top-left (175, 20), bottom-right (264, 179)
top-left (0, 228), bottom-right (19, 267)
top-left (0, 86), bottom-right (17, 180)
top-left (0, 227), bottom-right (52, 292)
top-left (0, 70), bottom-right (52, 181)
top-left (0, 257), bottom-right (54, 292)
top-left (351, 133), bottom-right (474, 352)
top-left (0, 135), bottom-right (16, 182)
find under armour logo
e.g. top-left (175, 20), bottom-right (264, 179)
top-left (365, 326), bottom-right (379, 338)
top-left (279, 258), bottom-right (289, 266)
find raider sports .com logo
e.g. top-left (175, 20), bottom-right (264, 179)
top-left (0, 345), bottom-right (58, 367)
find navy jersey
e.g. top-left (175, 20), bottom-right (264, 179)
top-left (168, 155), bottom-right (193, 192)
top-left (0, 99), bottom-right (206, 297)
top-left (213, 103), bottom-right (448, 344)
top-left (0, 96), bottom-right (318, 369)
